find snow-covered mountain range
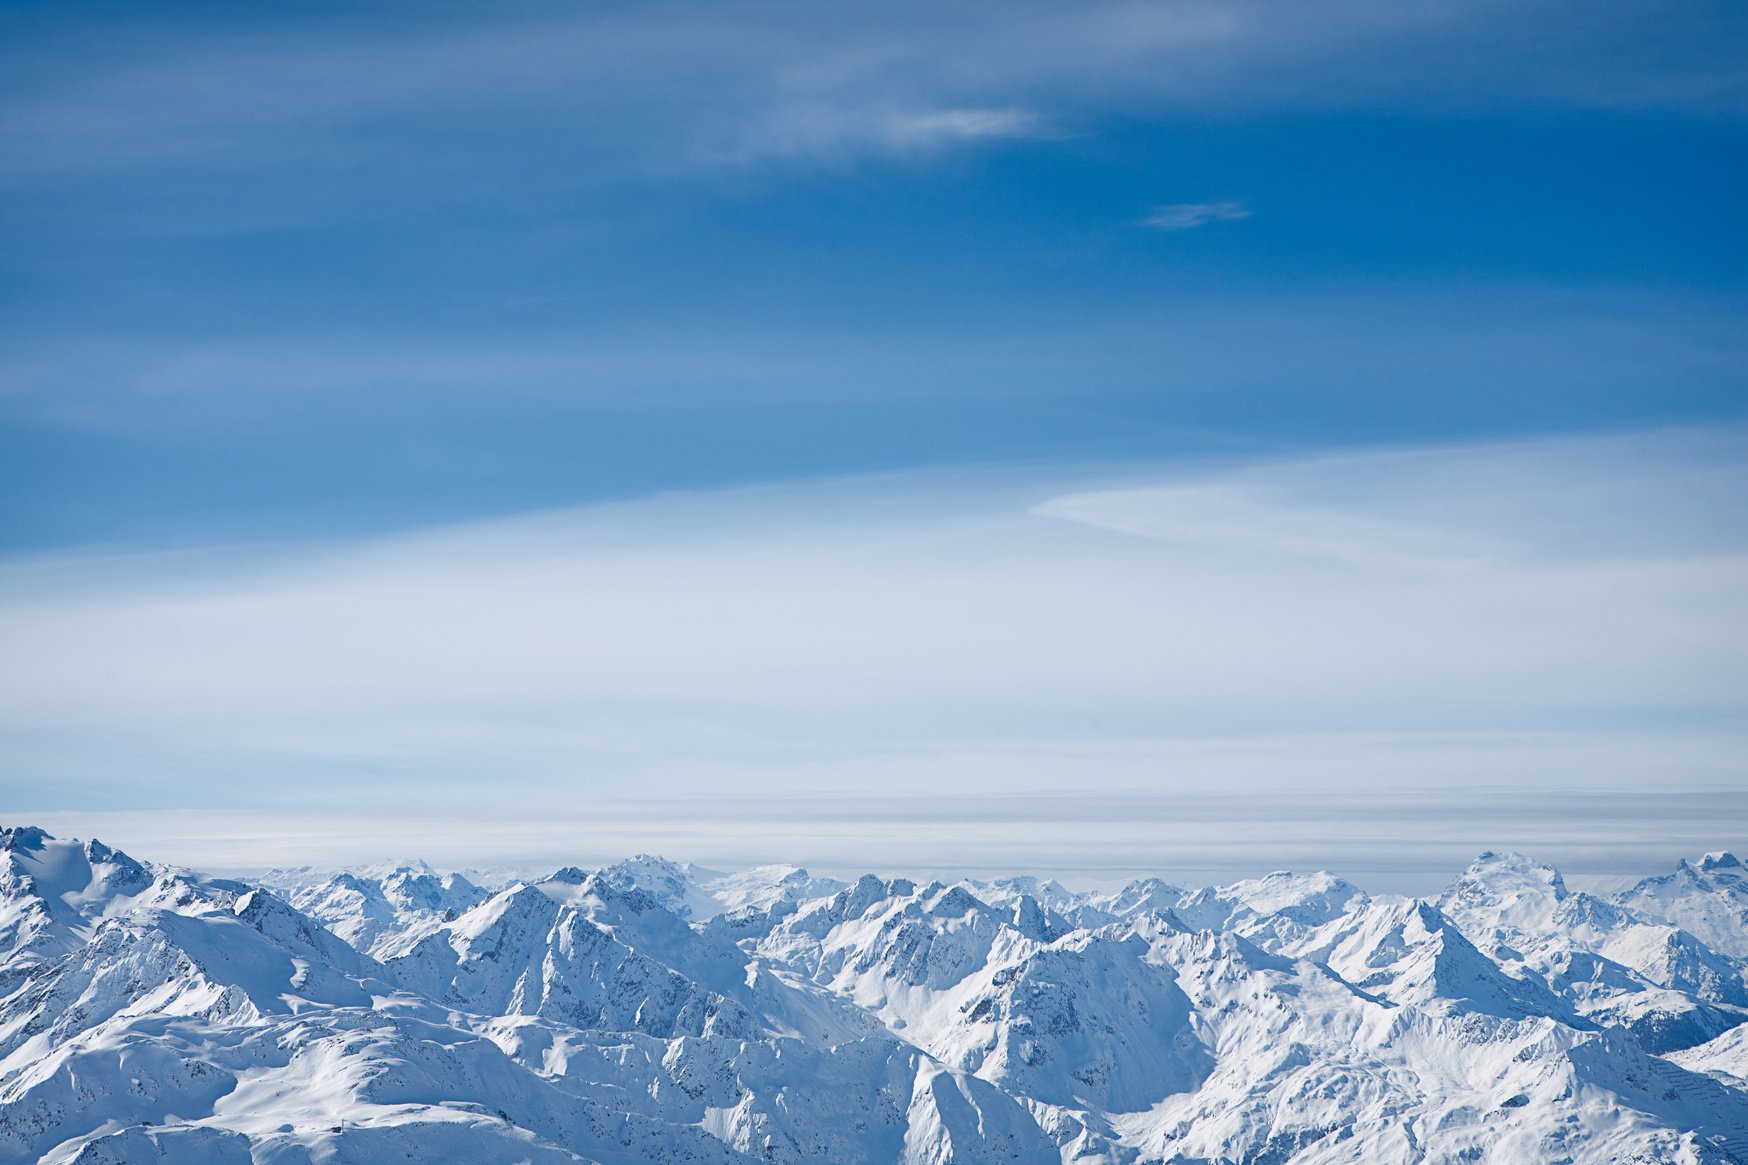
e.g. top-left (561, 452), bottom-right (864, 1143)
top-left (4, 825), bottom-right (1747, 1163)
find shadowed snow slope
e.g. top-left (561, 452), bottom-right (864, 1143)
top-left (3, 825), bottom-right (1747, 1164)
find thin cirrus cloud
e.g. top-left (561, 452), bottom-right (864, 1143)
top-left (1, 427), bottom-right (1742, 883)
top-left (10, 285), bottom-right (1740, 432)
top-left (1143, 201), bottom-right (1252, 230)
top-left (1, 1), bottom-right (1743, 180)
top-left (874, 107), bottom-right (1043, 148)
top-left (707, 105), bottom-right (1045, 166)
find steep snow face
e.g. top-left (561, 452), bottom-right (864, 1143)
top-left (1617, 852), bottom-right (1748, 960)
top-left (6, 827), bottom-right (1748, 1165)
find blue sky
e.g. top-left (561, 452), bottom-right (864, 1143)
top-left (2, 1), bottom-right (1745, 886)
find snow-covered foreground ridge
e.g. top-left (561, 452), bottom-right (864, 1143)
top-left (4, 828), bottom-right (1748, 1164)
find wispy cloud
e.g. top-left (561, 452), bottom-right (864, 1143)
top-left (879, 107), bottom-right (1042, 148)
top-left (2, 1), bottom-right (1742, 181)
top-left (9, 287), bottom-right (1741, 432)
top-left (710, 104), bottom-right (1044, 166)
top-left (1143, 201), bottom-right (1252, 230)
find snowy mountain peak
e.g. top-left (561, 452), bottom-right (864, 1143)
top-left (1173, 868), bottom-right (1367, 947)
top-left (595, 853), bottom-right (848, 922)
top-left (1439, 850), bottom-right (1572, 939)
top-left (0, 824), bottom-right (51, 852)
top-left (545, 864), bottom-right (590, 883)
top-left (964, 875), bottom-right (1080, 913)
top-left (1230, 868), bottom-right (1363, 917)
top-left (269, 862), bottom-right (487, 960)
top-left (1317, 896), bottom-right (1575, 1021)
top-left (1614, 852), bottom-right (1748, 960)
top-left (379, 866), bottom-right (485, 915)
top-left (704, 862), bottom-right (846, 914)
top-left (0, 827), bottom-right (170, 966)
top-left (1097, 875), bottom-right (1183, 918)
top-left (1463, 848), bottom-right (1569, 894)
top-left (926, 884), bottom-right (982, 917)
top-left (599, 851), bottom-right (686, 884)
top-left (1008, 893), bottom-right (1072, 943)
top-left (353, 856), bottom-right (438, 881)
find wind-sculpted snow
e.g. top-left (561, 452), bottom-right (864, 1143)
top-left (4, 828), bottom-right (1748, 1164)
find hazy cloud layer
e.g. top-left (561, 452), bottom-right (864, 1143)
top-left (24, 782), bottom-right (1748, 895)
top-left (3, 427), bottom-right (1743, 884)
